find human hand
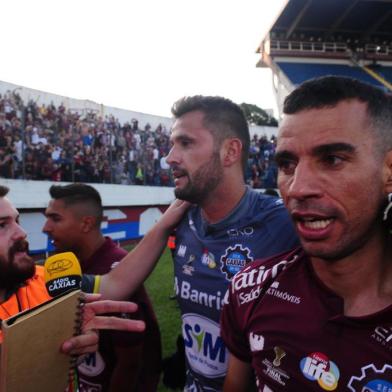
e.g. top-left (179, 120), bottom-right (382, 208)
top-left (61, 293), bottom-right (145, 355)
top-left (159, 199), bottom-right (191, 232)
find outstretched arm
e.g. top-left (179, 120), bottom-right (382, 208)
top-left (61, 294), bottom-right (145, 355)
top-left (99, 199), bottom-right (190, 300)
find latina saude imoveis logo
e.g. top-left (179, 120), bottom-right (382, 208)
top-left (300, 352), bottom-right (340, 391)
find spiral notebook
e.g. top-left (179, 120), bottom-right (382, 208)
top-left (0, 289), bottom-right (84, 392)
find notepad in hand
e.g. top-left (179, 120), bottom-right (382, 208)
top-left (0, 289), bottom-right (84, 392)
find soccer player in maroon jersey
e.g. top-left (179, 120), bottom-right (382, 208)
top-left (221, 76), bottom-right (392, 391)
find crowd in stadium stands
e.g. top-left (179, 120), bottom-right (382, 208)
top-left (0, 89), bottom-right (278, 189)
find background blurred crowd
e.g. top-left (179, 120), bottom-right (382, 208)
top-left (0, 89), bottom-right (278, 188)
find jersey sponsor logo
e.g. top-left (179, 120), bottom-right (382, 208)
top-left (231, 255), bottom-right (298, 295)
top-left (182, 314), bottom-right (228, 377)
top-left (249, 332), bottom-right (265, 352)
top-left (347, 363), bottom-right (392, 392)
top-left (238, 285), bottom-right (263, 305)
top-left (300, 352), bottom-right (340, 391)
top-left (78, 351), bottom-right (105, 377)
top-left (182, 254), bottom-right (196, 276)
top-left (177, 244), bottom-right (187, 257)
top-left (175, 278), bottom-right (225, 310)
top-left (371, 326), bottom-right (392, 350)
top-left (201, 250), bottom-right (217, 269)
top-left (262, 347), bottom-right (290, 386)
top-left (220, 245), bottom-right (253, 280)
top-left (266, 281), bottom-right (301, 304)
top-left (227, 226), bottom-right (254, 238)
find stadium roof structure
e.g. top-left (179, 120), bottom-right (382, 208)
top-left (267, 0), bottom-right (392, 45)
top-left (257, 0), bottom-right (392, 118)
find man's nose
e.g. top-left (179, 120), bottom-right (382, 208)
top-left (42, 220), bottom-right (51, 234)
top-left (286, 162), bottom-right (323, 201)
top-left (12, 223), bottom-right (27, 241)
top-left (165, 146), bottom-right (179, 166)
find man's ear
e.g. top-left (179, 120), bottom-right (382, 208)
top-left (383, 150), bottom-right (392, 194)
top-left (81, 216), bottom-right (95, 233)
top-left (221, 138), bottom-right (243, 167)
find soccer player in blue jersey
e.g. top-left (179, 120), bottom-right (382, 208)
top-left (97, 96), bottom-right (299, 391)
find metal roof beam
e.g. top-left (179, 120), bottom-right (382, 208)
top-left (286, 0), bottom-right (312, 39)
top-left (325, 0), bottom-right (360, 39)
top-left (362, 9), bottom-right (392, 40)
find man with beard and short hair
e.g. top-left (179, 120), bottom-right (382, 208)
top-left (0, 184), bottom-right (146, 362)
top-left (162, 96), bottom-right (299, 390)
top-left (43, 183), bottom-right (161, 392)
top-left (98, 96), bottom-right (299, 391)
top-left (221, 76), bottom-right (392, 391)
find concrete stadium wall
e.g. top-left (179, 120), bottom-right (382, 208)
top-left (3, 179), bottom-right (175, 254)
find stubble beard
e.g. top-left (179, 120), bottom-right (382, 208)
top-left (174, 152), bottom-right (223, 204)
top-left (0, 239), bottom-right (35, 290)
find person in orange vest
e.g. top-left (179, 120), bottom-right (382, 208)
top-left (0, 184), bottom-right (145, 352)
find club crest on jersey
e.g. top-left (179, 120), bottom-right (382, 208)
top-left (220, 244), bottom-right (253, 280)
top-left (347, 363), bottom-right (392, 392)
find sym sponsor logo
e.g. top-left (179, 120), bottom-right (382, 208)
top-left (266, 281), bottom-right (301, 304)
top-left (182, 314), bottom-right (228, 377)
top-left (78, 351), bottom-right (105, 377)
top-left (300, 352), bottom-right (340, 391)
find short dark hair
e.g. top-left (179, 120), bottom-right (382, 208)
top-left (283, 76), bottom-right (392, 153)
top-left (49, 183), bottom-right (103, 225)
top-left (171, 95), bottom-right (250, 172)
top-left (0, 185), bottom-right (9, 197)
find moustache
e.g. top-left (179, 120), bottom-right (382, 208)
top-left (288, 199), bottom-right (338, 216)
top-left (9, 239), bottom-right (29, 259)
top-left (171, 166), bottom-right (188, 177)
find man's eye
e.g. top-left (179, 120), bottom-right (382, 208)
top-left (323, 155), bottom-right (344, 166)
top-left (277, 159), bottom-right (296, 174)
top-left (181, 140), bottom-right (191, 147)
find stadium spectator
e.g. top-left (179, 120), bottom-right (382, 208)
top-left (0, 88), bottom-right (278, 189)
top-left (221, 76), bottom-right (392, 390)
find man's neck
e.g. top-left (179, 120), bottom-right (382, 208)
top-left (311, 235), bottom-right (392, 317)
top-left (200, 183), bottom-right (246, 224)
top-left (74, 234), bottom-right (106, 262)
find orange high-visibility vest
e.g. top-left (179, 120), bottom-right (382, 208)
top-left (0, 266), bottom-right (52, 342)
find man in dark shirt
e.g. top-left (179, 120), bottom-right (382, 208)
top-left (43, 183), bottom-right (161, 392)
top-left (0, 184), bottom-right (145, 369)
top-left (221, 76), bottom-right (392, 391)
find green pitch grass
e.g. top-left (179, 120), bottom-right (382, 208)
top-left (125, 245), bottom-right (182, 391)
